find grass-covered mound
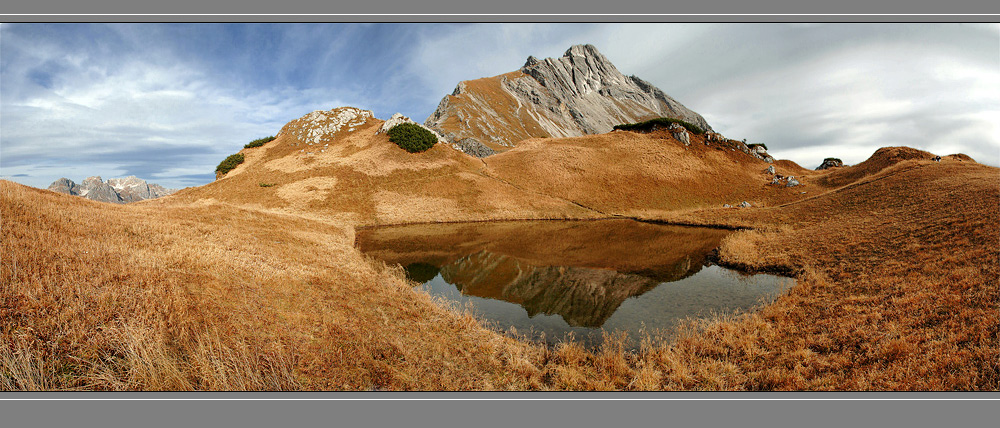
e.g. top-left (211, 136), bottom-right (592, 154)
top-left (215, 153), bottom-right (245, 176)
top-left (613, 117), bottom-right (705, 135)
top-left (244, 136), bottom-right (276, 149)
top-left (388, 123), bottom-right (437, 153)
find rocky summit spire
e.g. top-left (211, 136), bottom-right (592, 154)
top-left (425, 44), bottom-right (712, 157)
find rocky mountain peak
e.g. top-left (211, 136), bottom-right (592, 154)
top-left (47, 175), bottom-right (175, 204)
top-left (564, 43), bottom-right (602, 58)
top-left (425, 44), bottom-right (713, 157)
top-left (519, 44), bottom-right (630, 97)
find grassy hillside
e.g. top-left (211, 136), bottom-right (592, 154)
top-left (3, 112), bottom-right (996, 390)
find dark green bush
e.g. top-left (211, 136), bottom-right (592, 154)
top-left (244, 136), bottom-right (276, 148)
top-left (613, 117), bottom-right (705, 135)
top-left (387, 123), bottom-right (437, 153)
top-left (215, 153), bottom-right (245, 175)
top-left (259, 182), bottom-right (276, 188)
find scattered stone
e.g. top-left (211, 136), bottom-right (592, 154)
top-left (723, 204), bottom-right (732, 208)
top-left (786, 176), bottom-right (801, 187)
top-left (766, 165), bottom-right (776, 174)
top-left (452, 137), bottom-right (497, 158)
top-left (738, 201), bottom-right (752, 208)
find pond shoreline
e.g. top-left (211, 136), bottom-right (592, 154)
top-left (356, 219), bottom-right (795, 351)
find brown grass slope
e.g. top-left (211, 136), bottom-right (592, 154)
top-left (170, 109), bottom-right (598, 225)
top-left (1, 181), bottom-right (552, 390)
top-left (815, 146), bottom-right (937, 188)
top-left (635, 156), bottom-right (999, 389)
top-left (3, 109), bottom-right (996, 390)
top-left (485, 129), bottom-right (820, 216)
top-left (172, 110), bottom-right (815, 225)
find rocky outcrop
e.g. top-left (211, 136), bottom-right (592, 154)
top-left (425, 44), bottom-right (713, 155)
top-left (278, 107), bottom-right (374, 147)
top-left (816, 158), bottom-right (844, 170)
top-left (747, 144), bottom-right (774, 163)
top-left (669, 123), bottom-right (690, 146)
top-left (47, 176), bottom-right (175, 204)
top-left (453, 138), bottom-right (496, 157)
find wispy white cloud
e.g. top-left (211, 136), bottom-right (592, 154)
top-left (2, 23), bottom-right (997, 191)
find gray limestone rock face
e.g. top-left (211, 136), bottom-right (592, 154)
top-left (47, 175), bottom-right (175, 204)
top-left (80, 176), bottom-right (123, 203)
top-left (748, 145), bottom-right (774, 163)
top-left (425, 44), bottom-right (713, 152)
top-left (47, 177), bottom-right (81, 196)
top-left (669, 123), bottom-right (690, 146)
top-left (453, 137), bottom-right (497, 158)
top-left (108, 175), bottom-right (175, 203)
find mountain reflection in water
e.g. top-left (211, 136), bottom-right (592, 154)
top-left (357, 219), bottom-right (792, 349)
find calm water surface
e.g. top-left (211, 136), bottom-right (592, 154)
top-left (357, 219), bottom-right (793, 350)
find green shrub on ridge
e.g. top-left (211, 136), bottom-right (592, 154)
top-left (613, 117), bottom-right (705, 135)
top-left (215, 153), bottom-right (245, 176)
top-left (387, 123), bottom-right (437, 153)
top-left (244, 136), bottom-right (276, 148)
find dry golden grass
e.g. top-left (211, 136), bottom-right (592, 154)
top-left (485, 129), bottom-right (818, 215)
top-left (636, 155), bottom-right (999, 390)
top-left (1, 181), bottom-right (555, 390)
top-left (3, 127), bottom-right (996, 391)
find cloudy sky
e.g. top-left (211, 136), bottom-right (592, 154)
top-left (2, 23), bottom-right (997, 189)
